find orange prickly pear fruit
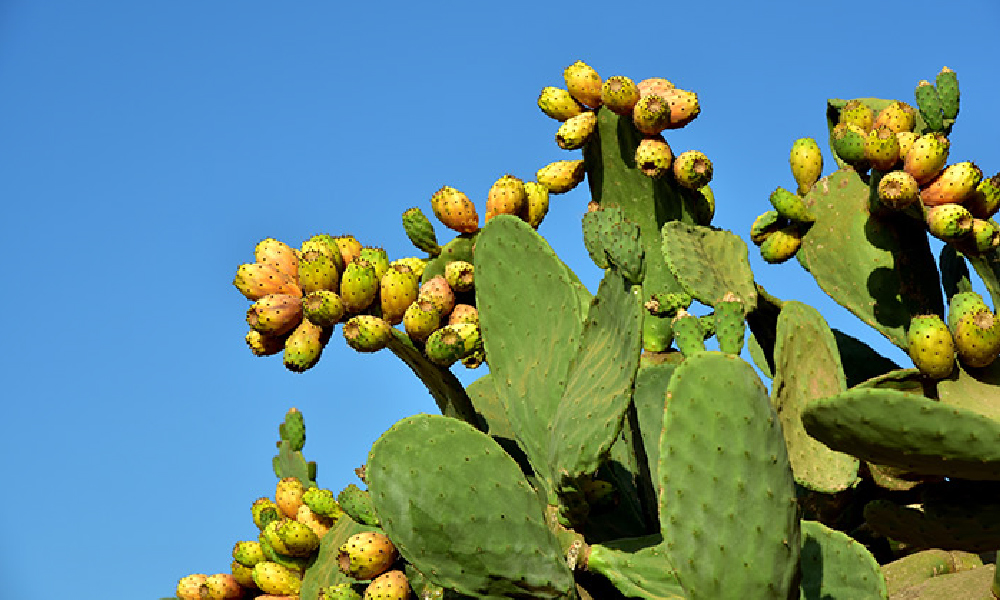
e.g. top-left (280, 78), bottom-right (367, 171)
top-left (563, 60), bottom-right (602, 108)
top-left (448, 304), bottom-right (479, 327)
top-left (873, 100), bottom-right (916, 133)
top-left (537, 160), bottom-right (585, 194)
top-left (537, 86), bottom-right (583, 121)
top-left (637, 77), bottom-right (674, 98)
top-left (203, 573), bottom-right (244, 599)
top-left (635, 135), bottom-right (673, 178)
top-left (334, 235), bottom-right (363, 267)
top-left (789, 137), bottom-right (823, 195)
top-left (338, 532), bottom-right (399, 580)
top-left (247, 294), bottom-right (303, 337)
top-left (520, 181), bottom-right (549, 228)
top-left (485, 174), bottom-right (527, 222)
top-left (275, 477), bottom-right (305, 519)
top-left (418, 276), bottom-right (455, 317)
top-left (907, 314), bottom-right (955, 379)
top-left (920, 162), bottom-right (983, 206)
top-left (430, 186), bottom-right (480, 233)
top-left (903, 133), bottom-right (949, 184)
top-left (380, 264), bottom-right (420, 326)
top-left (363, 569), bottom-right (411, 600)
top-left (660, 88), bottom-right (700, 129)
top-left (838, 100), bottom-right (874, 132)
top-left (601, 76), bottom-right (640, 116)
top-left (255, 238), bottom-right (299, 282)
top-left (234, 263), bottom-right (302, 300)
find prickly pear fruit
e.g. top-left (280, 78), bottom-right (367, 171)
top-left (297, 250), bottom-right (340, 295)
top-left (915, 80), bottom-right (944, 132)
top-left (444, 260), bottom-right (474, 292)
top-left (864, 126), bottom-right (901, 171)
top-left (337, 483), bottom-right (380, 526)
top-left (402, 299), bottom-right (441, 342)
top-left (831, 122), bottom-right (868, 168)
top-left (204, 573), bottom-right (244, 600)
top-left (339, 260), bottom-right (379, 314)
top-left (750, 210), bottom-right (788, 246)
top-left (338, 532), bottom-right (399, 580)
top-left (284, 319), bottom-right (326, 373)
top-left (638, 77), bottom-right (674, 97)
top-left (895, 131), bottom-right (917, 162)
top-left (358, 247), bottom-right (389, 282)
top-left (448, 303), bottom-right (479, 326)
top-left (926, 204), bottom-right (974, 241)
top-left (296, 504), bottom-right (334, 539)
top-left (520, 181), bottom-right (550, 228)
top-left (343, 315), bottom-right (392, 353)
top-left (418, 275), bottom-right (456, 317)
top-left (646, 291), bottom-right (693, 316)
top-left (302, 486), bottom-right (341, 519)
top-left (714, 292), bottom-right (746, 355)
top-left (839, 100), bottom-right (874, 132)
top-left (276, 477), bottom-right (305, 519)
top-left (322, 583), bottom-right (363, 600)
top-left (276, 519), bottom-right (321, 556)
top-left (390, 257), bottom-right (427, 280)
top-left (907, 315), bottom-right (955, 378)
top-left (246, 329), bottom-right (285, 357)
top-left (235, 263), bottom-right (303, 301)
top-left (400, 207), bottom-right (441, 257)
top-left (635, 135), bottom-right (673, 178)
top-left (789, 137), bottom-right (823, 195)
top-left (555, 111), bottom-right (597, 150)
top-left (672, 150), bottom-right (713, 189)
top-left (948, 291), bottom-right (990, 334)
top-left (631, 94), bottom-right (671, 135)
top-left (660, 88), bottom-right (700, 129)
top-left (255, 238), bottom-right (299, 282)
top-left (964, 174), bottom-right (1000, 219)
top-left (247, 294), bottom-right (303, 336)
top-left (176, 574), bottom-right (209, 600)
top-left (563, 60), bottom-right (602, 108)
top-left (425, 323), bottom-right (481, 366)
top-left (769, 186), bottom-right (815, 223)
top-left (364, 569), bottom-right (411, 600)
top-left (600, 75), bottom-right (640, 116)
top-left (335, 235), bottom-right (363, 267)
top-left (252, 498), bottom-right (280, 529)
top-left (379, 264), bottom-right (419, 326)
top-left (759, 224), bottom-right (803, 264)
top-left (920, 162), bottom-right (983, 207)
top-left (904, 133), bottom-right (950, 184)
top-left (303, 291), bottom-right (346, 328)
top-left (954, 309), bottom-right (1000, 368)
top-left (230, 561), bottom-right (257, 591)
top-left (537, 86), bottom-right (583, 121)
top-left (234, 540), bottom-right (267, 567)
top-left (430, 186), bottom-right (479, 233)
top-left (485, 174), bottom-right (527, 222)
top-left (936, 66), bottom-right (960, 120)
top-left (536, 159), bottom-right (585, 194)
top-left (302, 234), bottom-right (346, 274)
top-left (687, 184), bottom-right (715, 226)
top-left (877, 170), bottom-right (920, 210)
top-left (966, 219), bottom-right (1000, 254)
top-left (252, 562), bottom-right (302, 596)
top-left (873, 100), bottom-right (917, 134)
top-left (671, 309), bottom-right (706, 356)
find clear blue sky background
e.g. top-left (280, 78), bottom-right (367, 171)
top-left (2, 1), bottom-right (998, 598)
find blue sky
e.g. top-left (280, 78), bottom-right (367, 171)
top-left (2, 1), bottom-right (999, 598)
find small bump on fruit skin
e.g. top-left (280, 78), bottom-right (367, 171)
top-left (907, 314), bottom-right (955, 379)
top-left (600, 75), bottom-right (640, 116)
top-left (563, 60), bottom-right (602, 108)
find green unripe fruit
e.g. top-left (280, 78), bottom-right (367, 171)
top-left (338, 532), bottom-right (399, 581)
top-left (425, 323), bottom-right (480, 366)
top-left (556, 111), bottom-right (597, 150)
top-left (687, 184), bottom-right (715, 226)
top-left (564, 60), bottom-right (602, 108)
top-left (906, 314), bottom-right (955, 379)
top-left (600, 75), bottom-right (640, 116)
top-left (839, 99), bottom-right (874, 132)
top-left (252, 497), bottom-right (280, 530)
top-left (298, 250), bottom-right (340, 294)
top-left (340, 260), bottom-right (379, 313)
top-left (750, 210), bottom-right (788, 246)
top-left (247, 294), bottom-right (303, 336)
top-left (537, 86), bottom-right (584, 121)
top-left (672, 150), bottom-right (713, 189)
top-left (252, 561), bottom-right (302, 596)
top-left (358, 247), bottom-right (389, 282)
top-left (401, 207), bottom-right (441, 257)
top-left (537, 159), bottom-right (585, 194)
top-left (444, 260), bottom-right (474, 293)
top-left (485, 174), bottom-right (527, 223)
top-left (967, 219), bottom-right (1000, 254)
top-left (876, 170), bottom-right (920, 210)
top-left (380, 264), bottom-right (420, 326)
top-left (322, 583), bottom-right (364, 600)
top-left (936, 66), bottom-right (960, 120)
top-left (276, 519), bottom-right (321, 556)
top-left (915, 80), bottom-right (944, 132)
top-left (520, 181), bottom-right (550, 229)
top-left (343, 315), bottom-right (392, 353)
top-left (284, 318), bottom-right (327, 373)
top-left (831, 122), bottom-right (868, 169)
top-left (642, 313), bottom-right (674, 352)
top-left (303, 290), bottom-right (346, 328)
top-left (337, 484), bottom-right (380, 526)
top-left (403, 299), bottom-right (441, 342)
top-left (635, 135), bottom-right (672, 178)
top-left (302, 486), bottom-right (342, 520)
top-left (769, 186), bottom-right (814, 223)
top-left (964, 174), bottom-right (1000, 219)
top-left (789, 137), bottom-right (823, 195)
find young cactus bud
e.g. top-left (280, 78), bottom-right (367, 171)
top-left (403, 299), bottom-right (441, 342)
top-left (283, 319), bottom-right (327, 373)
top-left (485, 174), bottom-right (527, 222)
top-left (769, 187), bottom-right (815, 223)
top-left (247, 294), bottom-right (303, 337)
top-left (936, 66), bottom-right (960, 120)
top-left (400, 207), bottom-right (441, 257)
top-left (903, 133), bottom-right (950, 184)
top-left (363, 570), bottom-right (411, 600)
top-left (600, 76), bottom-right (640, 116)
top-left (965, 174), bottom-right (1000, 219)
top-left (430, 186), bottom-right (480, 233)
top-left (907, 314), bottom-right (955, 379)
top-left (750, 210), bottom-right (789, 246)
top-left (563, 60), bottom-right (602, 108)
top-left (920, 162), bottom-right (983, 207)
top-left (255, 238), bottom-right (299, 282)
top-left (234, 263), bottom-right (302, 301)
top-left (864, 126), bottom-right (901, 171)
top-left (246, 329), bottom-right (285, 357)
top-left (298, 250), bottom-right (340, 294)
top-left (555, 111), bottom-right (597, 150)
top-left (838, 99), bottom-right (875, 132)
top-left (672, 150), bottom-right (713, 189)
top-left (831, 122), bottom-right (868, 169)
top-left (926, 204), bottom-right (974, 242)
top-left (338, 532), bottom-right (399, 581)
top-left (714, 292), bottom-right (746, 356)
top-left (876, 170), bottom-right (920, 210)
top-left (343, 315), bottom-right (392, 353)
top-left (276, 477), bottom-right (305, 519)
top-left (380, 264), bottom-right (420, 326)
top-left (671, 309), bottom-right (706, 357)
top-left (417, 275), bottom-right (455, 317)
top-left (873, 101), bottom-right (917, 134)
top-left (631, 94), bottom-right (671, 135)
top-left (635, 135), bottom-right (673, 178)
top-left (282, 407), bottom-right (306, 451)
top-left (537, 86), bottom-right (584, 122)
top-left (334, 235), bottom-right (363, 267)
top-left (303, 290), bottom-right (346, 328)
top-left (520, 181), bottom-right (550, 228)
top-left (759, 224), bottom-right (803, 264)
top-left (444, 260), bottom-right (475, 293)
top-left (302, 486), bottom-right (343, 520)
top-left (339, 260), bottom-right (379, 313)
top-left (915, 80), bottom-right (944, 132)
top-left (302, 234), bottom-right (346, 274)
top-left (252, 561), bottom-right (302, 596)
top-left (337, 484), bottom-right (380, 526)
top-left (425, 323), bottom-right (481, 366)
top-left (789, 137), bottom-right (823, 195)
top-left (536, 159), bottom-right (585, 194)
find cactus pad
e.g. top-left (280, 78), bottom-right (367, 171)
top-left (661, 222), bottom-right (757, 310)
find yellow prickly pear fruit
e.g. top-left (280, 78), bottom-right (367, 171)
top-left (965, 174), bottom-right (1000, 219)
top-left (340, 260), bottom-right (379, 314)
top-left (519, 181), bottom-right (550, 228)
top-left (759, 225), bottom-right (803, 264)
top-left (563, 60), bottom-right (602, 108)
top-left (247, 294), bottom-right (303, 337)
top-left (334, 235), bottom-right (363, 267)
top-left (283, 318), bottom-right (327, 373)
top-left (380, 264), bottom-right (420, 326)
top-left (233, 540), bottom-right (267, 567)
top-left (906, 314), bottom-right (955, 379)
top-left (635, 135), bottom-right (673, 178)
top-left (230, 560), bottom-right (257, 591)
top-left (637, 77), bottom-right (674, 98)
top-left (338, 532), bottom-right (399, 580)
top-left (176, 574), bottom-right (208, 600)
top-left (672, 150), bottom-right (713, 189)
top-left (895, 131), bottom-right (917, 163)
top-left (537, 86), bottom-right (583, 121)
top-left (246, 329), bottom-right (285, 357)
top-left (903, 133), bottom-right (949, 185)
top-left (297, 250), bottom-right (340, 294)
top-left (444, 260), bottom-right (475, 293)
top-left (296, 504), bottom-right (334, 538)
top-left (403, 299), bottom-right (441, 342)
top-left (430, 186), bottom-right (480, 233)
top-left (485, 174), bottom-right (527, 222)
top-left (275, 477), bottom-right (305, 519)
top-left (873, 100), bottom-right (916, 133)
top-left (364, 569), bottom-right (412, 600)
top-left (789, 137), bottom-right (823, 195)
top-left (864, 126), bottom-right (901, 171)
top-left (601, 76), bottom-right (640, 116)
top-left (390, 257), bottom-right (428, 279)
top-left (343, 315), bottom-right (393, 353)
top-left (203, 573), bottom-right (244, 599)
top-left (876, 170), bottom-right (920, 210)
top-left (234, 263), bottom-right (302, 301)
top-left (252, 561), bottom-right (302, 596)
top-left (302, 290), bottom-right (345, 328)
top-left (954, 309), bottom-right (1000, 368)
top-left (276, 519), bottom-right (321, 556)
top-left (301, 234), bottom-right (346, 274)
top-left (831, 122), bottom-right (868, 169)
top-left (750, 210), bottom-right (788, 246)
top-left (255, 238), bottom-right (299, 282)
top-left (556, 111), bottom-right (597, 150)
top-left (537, 160), bottom-right (585, 194)
top-left (838, 100), bottom-right (875, 132)
top-left (359, 247), bottom-right (390, 282)
top-left (631, 94), bottom-right (671, 135)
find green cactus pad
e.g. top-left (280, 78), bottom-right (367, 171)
top-left (936, 361), bottom-right (1000, 422)
top-left (864, 495), bottom-right (1000, 552)
top-left (797, 168), bottom-right (943, 349)
top-left (799, 520), bottom-right (887, 599)
top-left (299, 516), bottom-right (379, 599)
top-left (367, 413), bottom-right (575, 598)
top-left (940, 245), bottom-right (973, 300)
top-left (883, 549), bottom-right (986, 598)
top-left (631, 362), bottom-right (678, 518)
top-left (584, 536), bottom-right (686, 599)
top-left (549, 269), bottom-right (642, 485)
top-left (771, 302), bottom-right (858, 493)
top-left (475, 215), bottom-right (584, 488)
top-left (966, 250), bottom-right (1000, 316)
top-left (659, 352), bottom-right (799, 599)
top-left (336, 484), bottom-right (379, 527)
top-left (661, 222), bottom-right (757, 311)
top-left (801, 387), bottom-right (1000, 479)
top-left (273, 413), bottom-right (316, 487)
